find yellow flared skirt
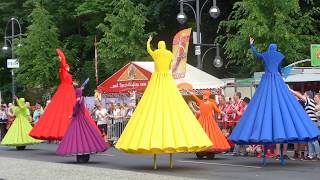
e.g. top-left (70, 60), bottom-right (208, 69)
top-left (115, 72), bottom-right (212, 154)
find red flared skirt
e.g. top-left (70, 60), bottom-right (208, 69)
top-left (29, 83), bottom-right (76, 140)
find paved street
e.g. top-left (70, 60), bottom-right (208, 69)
top-left (0, 143), bottom-right (319, 180)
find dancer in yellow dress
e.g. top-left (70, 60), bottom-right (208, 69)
top-left (115, 36), bottom-right (212, 169)
top-left (1, 97), bottom-right (42, 150)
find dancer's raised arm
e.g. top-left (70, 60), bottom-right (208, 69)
top-left (186, 89), bottom-right (201, 105)
top-left (147, 35), bottom-right (154, 56)
top-left (250, 37), bottom-right (263, 60)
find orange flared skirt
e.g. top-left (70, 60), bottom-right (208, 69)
top-left (198, 115), bottom-right (231, 152)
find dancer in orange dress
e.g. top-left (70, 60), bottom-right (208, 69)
top-left (188, 90), bottom-right (231, 152)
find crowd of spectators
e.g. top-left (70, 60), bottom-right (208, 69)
top-left (1, 88), bottom-right (319, 161)
top-left (188, 89), bottom-right (320, 161)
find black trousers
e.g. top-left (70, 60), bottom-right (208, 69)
top-left (0, 123), bottom-right (7, 141)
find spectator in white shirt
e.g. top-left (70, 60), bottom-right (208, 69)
top-left (95, 103), bottom-right (108, 142)
top-left (0, 104), bottom-right (8, 141)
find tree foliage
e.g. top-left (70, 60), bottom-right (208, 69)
top-left (218, 0), bottom-right (320, 75)
top-left (97, 0), bottom-right (149, 71)
top-left (1, 0), bottom-right (320, 101)
top-left (16, 3), bottom-right (60, 90)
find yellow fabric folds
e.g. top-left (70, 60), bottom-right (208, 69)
top-left (115, 38), bottom-right (212, 154)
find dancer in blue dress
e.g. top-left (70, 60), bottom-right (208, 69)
top-left (229, 37), bottom-right (319, 164)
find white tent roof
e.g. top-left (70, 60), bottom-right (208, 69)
top-left (284, 67), bottom-right (320, 82)
top-left (254, 67), bottom-right (320, 83)
top-left (285, 73), bottom-right (320, 82)
top-left (132, 61), bottom-right (225, 89)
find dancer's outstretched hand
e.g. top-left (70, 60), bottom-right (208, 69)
top-left (73, 81), bottom-right (79, 86)
top-left (187, 89), bottom-right (195, 95)
top-left (148, 35), bottom-right (152, 42)
top-left (184, 89), bottom-right (191, 94)
top-left (249, 37), bottom-right (254, 45)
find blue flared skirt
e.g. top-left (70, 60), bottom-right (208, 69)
top-left (229, 73), bottom-right (319, 144)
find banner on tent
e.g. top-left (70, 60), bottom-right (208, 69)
top-left (171, 28), bottom-right (192, 79)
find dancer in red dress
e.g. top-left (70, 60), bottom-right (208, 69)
top-left (29, 49), bottom-right (77, 140)
top-left (188, 90), bottom-right (231, 152)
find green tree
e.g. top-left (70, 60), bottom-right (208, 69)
top-left (98, 0), bottom-right (149, 72)
top-left (16, 3), bottom-right (60, 90)
top-left (0, 0), bottom-right (24, 23)
top-left (73, 0), bottom-right (113, 88)
top-left (218, 0), bottom-right (320, 76)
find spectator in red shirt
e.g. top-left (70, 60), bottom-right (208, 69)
top-left (218, 95), bottom-right (227, 129)
top-left (232, 92), bottom-right (243, 127)
top-left (232, 96), bottom-right (251, 156)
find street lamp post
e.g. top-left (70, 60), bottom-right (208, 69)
top-left (199, 43), bottom-right (223, 68)
top-left (177, 0), bottom-right (221, 70)
top-left (2, 18), bottom-right (23, 104)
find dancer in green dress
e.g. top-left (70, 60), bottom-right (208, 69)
top-left (1, 97), bottom-right (42, 150)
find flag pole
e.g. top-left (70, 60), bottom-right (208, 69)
top-left (94, 36), bottom-right (99, 84)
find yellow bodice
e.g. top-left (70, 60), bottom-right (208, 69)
top-left (147, 39), bottom-right (173, 73)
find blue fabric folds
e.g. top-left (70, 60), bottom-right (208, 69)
top-left (230, 44), bottom-right (319, 144)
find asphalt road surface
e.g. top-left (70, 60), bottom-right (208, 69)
top-left (0, 143), bottom-right (319, 180)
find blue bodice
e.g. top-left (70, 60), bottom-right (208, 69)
top-left (250, 44), bottom-right (285, 74)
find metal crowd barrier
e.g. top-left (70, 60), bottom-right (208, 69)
top-left (107, 117), bottom-right (129, 143)
top-left (105, 118), bottom-right (238, 143)
top-left (104, 118), bottom-right (238, 144)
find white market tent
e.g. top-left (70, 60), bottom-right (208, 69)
top-left (254, 68), bottom-right (320, 83)
top-left (132, 61), bottom-right (225, 90)
top-left (254, 59), bottom-right (320, 83)
top-left (284, 67), bottom-right (320, 82)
